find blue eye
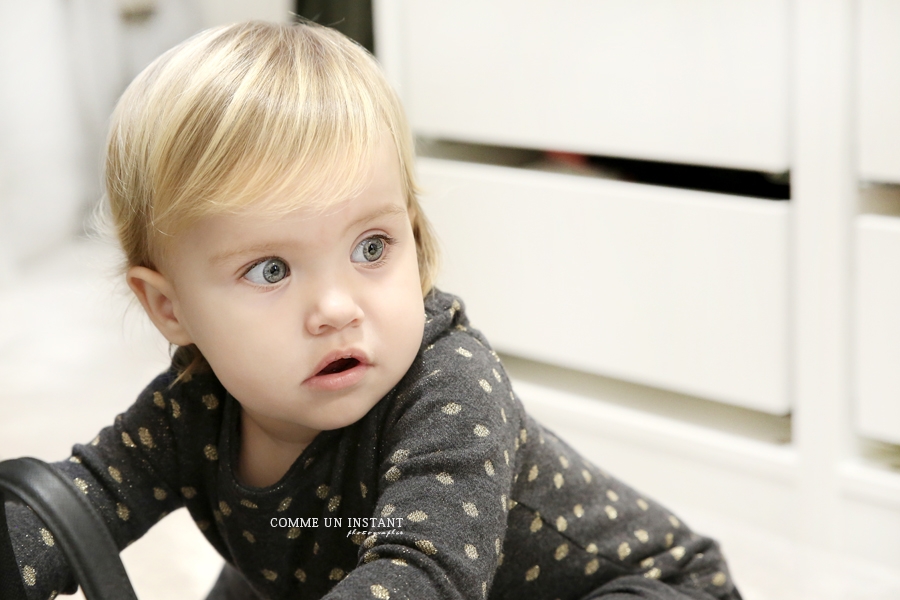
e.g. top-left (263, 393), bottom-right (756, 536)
top-left (351, 237), bottom-right (386, 263)
top-left (245, 258), bottom-right (289, 285)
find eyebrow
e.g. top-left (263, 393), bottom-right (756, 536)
top-left (208, 203), bottom-right (408, 266)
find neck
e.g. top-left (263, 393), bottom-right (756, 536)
top-left (236, 407), bottom-right (318, 488)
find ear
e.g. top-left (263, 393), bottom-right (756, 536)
top-left (127, 266), bottom-right (193, 346)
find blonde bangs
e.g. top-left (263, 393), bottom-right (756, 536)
top-left (107, 20), bottom-right (418, 267)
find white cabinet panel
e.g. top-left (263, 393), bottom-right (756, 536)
top-left (858, 0), bottom-right (900, 183)
top-left (389, 0), bottom-right (789, 172)
top-left (855, 214), bottom-right (900, 444)
top-left (419, 158), bottom-right (791, 413)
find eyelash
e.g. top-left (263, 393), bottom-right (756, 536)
top-left (358, 234), bottom-right (397, 268)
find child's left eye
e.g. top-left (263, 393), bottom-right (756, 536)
top-left (351, 236), bottom-right (391, 264)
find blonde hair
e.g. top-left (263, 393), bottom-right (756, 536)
top-left (103, 20), bottom-right (439, 377)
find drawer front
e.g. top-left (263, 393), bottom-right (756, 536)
top-left (855, 215), bottom-right (900, 444)
top-left (419, 158), bottom-right (790, 413)
top-left (387, 0), bottom-right (789, 172)
top-left (858, 0), bottom-right (900, 183)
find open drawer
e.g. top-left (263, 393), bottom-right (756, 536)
top-left (418, 158), bottom-right (791, 414)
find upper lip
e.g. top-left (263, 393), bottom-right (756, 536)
top-left (306, 349), bottom-right (370, 380)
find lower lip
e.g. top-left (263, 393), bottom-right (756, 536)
top-left (304, 363), bottom-right (370, 391)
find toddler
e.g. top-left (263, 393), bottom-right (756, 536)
top-left (5, 21), bottom-right (741, 600)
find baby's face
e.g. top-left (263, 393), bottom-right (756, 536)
top-left (162, 141), bottom-right (424, 443)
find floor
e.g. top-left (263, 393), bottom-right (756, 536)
top-left (3, 236), bottom-right (900, 599)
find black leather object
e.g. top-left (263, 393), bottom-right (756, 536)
top-left (0, 457), bottom-right (138, 600)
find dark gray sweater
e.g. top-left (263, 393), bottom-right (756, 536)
top-left (6, 290), bottom-right (740, 600)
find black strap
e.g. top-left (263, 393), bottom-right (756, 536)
top-left (0, 457), bottom-right (138, 600)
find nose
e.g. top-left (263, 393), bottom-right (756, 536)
top-left (305, 285), bottom-right (364, 336)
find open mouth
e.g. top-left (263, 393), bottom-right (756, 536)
top-left (317, 357), bottom-right (361, 376)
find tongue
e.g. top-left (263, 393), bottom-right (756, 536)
top-left (319, 358), bottom-right (359, 375)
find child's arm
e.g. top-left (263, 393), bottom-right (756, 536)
top-left (4, 369), bottom-right (192, 599)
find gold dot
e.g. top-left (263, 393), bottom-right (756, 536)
top-left (463, 502), bottom-right (479, 517)
top-left (49, 591), bottom-right (58, 600)
top-left (525, 565), bottom-right (540, 581)
top-left (456, 347), bottom-right (473, 358)
top-left (416, 540), bottom-right (437, 555)
top-left (605, 505), bottom-right (618, 520)
top-left (352, 533), bottom-right (367, 545)
top-left (641, 557), bottom-right (655, 568)
top-left (314, 542), bottom-right (320, 554)
top-left (371, 584), bottom-right (390, 599)
top-left (91, 436), bottom-right (100, 446)
top-left (391, 449), bottom-right (410, 463)
top-left (240, 499), bottom-right (258, 509)
top-left (181, 486), bottom-right (197, 499)
top-left (40, 528), bottom-right (54, 546)
top-left (671, 546), bottom-right (685, 560)
top-left (243, 531), bottom-right (255, 543)
top-left (436, 472), bottom-right (454, 485)
top-left (408, 510), bottom-right (428, 522)
top-left (465, 544), bottom-right (479, 559)
top-left (364, 535), bottom-right (378, 549)
top-left (363, 551), bottom-right (378, 563)
top-left (666, 533), bottom-right (674, 548)
top-left (74, 478), bottom-right (88, 494)
top-left (22, 565), bottom-right (36, 586)
top-left (474, 424), bottom-right (490, 437)
top-left (385, 466), bottom-right (401, 482)
top-left (528, 465), bottom-right (539, 481)
top-left (712, 572), bottom-right (727, 586)
top-left (607, 490), bottom-right (619, 502)
top-left (360, 482), bottom-right (368, 497)
top-left (218, 501), bottom-right (231, 516)
top-left (202, 394), bottom-right (219, 409)
top-left (392, 558), bottom-right (407, 566)
top-left (637, 498), bottom-right (649, 511)
top-left (122, 432), bottom-right (136, 448)
top-left (556, 516), bottom-right (567, 531)
top-left (68, 456), bottom-right (82, 464)
top-left (278, 497), bottom-right (293, 512)
top-left (171, 399), bottom-right (181, 418)
top-left (530, 513), bottom-right (542, 532)
top-left (669, 515), bottom-right (681, 528)
top-left (504, 450), bottom-right (510, 465)
top-left (500, 408), bottom-right (507, 423)
top-left (442, 402), bottom-right (462, 415)
top-left (203, 445), bottom-right (218, 461)
top-left (520, 429), bottom-right (527, 444)
top-left (585, 559), bottom-right (599, 575)
top-left (287, 527), bottom-right (301, 539)
top-left (328, 496), bottom-right (341, 512)
top-left (573, 504), bottom-right (585, 518)
top-left (117, 503), bottom-right (130, 521)
top-left (138, 427), bottom-right (154, 448)
top-left (262, 569), bottom-right (277, 581)
top-left (482, 581), bottom-right (487, 597)
top-left (484, 460), bottom-right (495, 476)
top-left (495, 538), bottom-right (501, 555)
top-left (153, 391), bottom-right (165, 408)
top-left (316, 484), bottom-right (330, 499)
top-left (196, 520), bottom-right (210, 531)
top-left (153, 488), bottom-right (167, 501)
top-left (645, 568), bottom-right (662, 580)
top-left (618, 542), bottom-right (631, 560)
top-left (294, 568), bottom-right (306, 582)
top-left (582, 469), bottom-right (592, 483)
top-left (382, 504), bottom-right (396, 516)
top-left (479, 379), bottom-right (492, 393)
top-left (635, 529), bottom-right (649, 543)
top-left (554, 544), bottom-right (569, 560)
top-left (329, 568), bottom-right (345, 580)
top-left (214, 510), bottom-right (223, 522)
top-left (107, 466), bottom-right (122, 483)
top-left (553, 473), bottom-right (564, 488)
top-left (586, 543), bottom-right (598, 554)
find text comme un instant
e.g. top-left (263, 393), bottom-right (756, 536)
top-left (270, 517), bottom-right (405, 529)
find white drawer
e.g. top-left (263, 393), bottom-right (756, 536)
top-left (379, 0), bottom-right (789, 172)
top-left (858, 0), bottom-right (900, 183)
top-left (855, 214), bottom-right (900, 444)
top-left (419, 158), bottom-right (791, 414)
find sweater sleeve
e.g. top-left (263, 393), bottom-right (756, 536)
top-left (5, 370), bottom-right (188, 599)
top-left (320, 329), bottom-right (520, 600)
